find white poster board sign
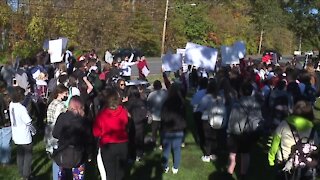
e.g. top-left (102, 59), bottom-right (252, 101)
top-left (176, 48), bottom-right (186, 57)
top-left (162, 53), bottom-right (182, 72)
top-left (142, 66), bottom-right (150, 77)
top-left (49, 39), bottom-right (63, 63)
top-left (185, 42), bottom-right (218, 71)
top-left (221, 45), bottom-right (239, 65)
top-left (233, 41), bottom-right (246, 59)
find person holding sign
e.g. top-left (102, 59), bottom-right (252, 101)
top-left (120, 53), bottom-right (137, 81)
top-left (137, 55), bottom-right (149, 80)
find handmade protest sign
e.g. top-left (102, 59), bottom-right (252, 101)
top-left (177, 48), bottom-right (186, 57)
top-left (59, 37), bottom-right (69, 50)
top-left (49, 39), bottom-right (63, 63)
top-left (221, 45), bottom-right (239, 65)
top-left (185, 42), bottom-right (218, 71)
top-left (233, 41), bottom-right (246, 59)
top-left (162, 53), bottom-right (182, 72)
top-left (142, 66), bottom-right (150, 77)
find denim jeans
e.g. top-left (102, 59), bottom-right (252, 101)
top-left (161, 131), bottom-right (184, 169)
top-left (0, 127), bottom-right (12, 164)
top-left (52, 161), bottom-right (59, 180)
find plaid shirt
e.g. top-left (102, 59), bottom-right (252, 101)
top-left (45, 99), bottom-right (67, 154)
top-left (47, 99), bottom-right (66, 124)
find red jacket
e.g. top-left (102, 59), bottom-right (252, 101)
top-left (137, 59), bottom-right (148, 78)
top-left (93, 105), bottom-right (129, 145)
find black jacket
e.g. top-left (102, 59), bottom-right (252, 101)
top-left (53, 111), bottom-right (94, 156)
top-left (125, 97), bottom-right (147, 127)
top-left (160, 97), bottom-right (186, 133)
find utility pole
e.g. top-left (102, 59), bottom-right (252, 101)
top-left (298, 34), bottom-right (302, 52)
top-left (258, 29), bottom-right (264, 54)
top-left (161, 0), bottom-right (169, 57)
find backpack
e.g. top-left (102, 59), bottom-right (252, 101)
top-left (47, 77), bottom-right (58, 93)
top-left (303, 84), bottom-right (316, 102)
top-left (237, 103), bottom-right (264, 134)
top-left (283, 126), bottom-right (318, 180)
top-left (52, 144), bottom-right (85, 168)
top-left (208, 96), bottom-right (227, 129)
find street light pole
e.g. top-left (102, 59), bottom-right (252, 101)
top-left (161, 0), bottom-right (169, 57)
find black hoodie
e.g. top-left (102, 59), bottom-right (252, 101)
top-left (53, 111), bottom-right (94, 155)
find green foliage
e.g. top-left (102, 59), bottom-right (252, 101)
top-left (27, 16), bottom-right (46, 44)
top-left (0, 2), bottom-right (11, 27)
top-left (251, 0), bottom-right (287, 30)
top-left (282, 0), bottom-right (320, 50)
top-left (12, 40), bottom-right (39, 59)
top-left (124, 11), bottom-right (160, 56)
top-left (53, 18), bottom-right (78, 40)
top-left (167, 1), bottom-right (215, 50)
top-left (1, 0), bottom-right (319, 57)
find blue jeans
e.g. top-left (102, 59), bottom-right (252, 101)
top-left (161, 131), bottom-right (184, 169)
top-left (53, 161), bottom-right (59, 180)
top-left (0, 127), bottom-right (12, 164)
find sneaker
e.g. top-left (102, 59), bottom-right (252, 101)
top-left (164, 167), bottom-right (169, 173)
top-left (159, 145), bottom-right (163, 150)
top-left (201, 155), bottom-right (211, 162)
top-left (172, 167), bottom-right (178, 174)
top-left (210, 154), bottom-right (217, 161)
top-left (181, 143), bottom-right (185, 148)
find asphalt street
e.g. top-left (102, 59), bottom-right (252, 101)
top-left (131, 55), bottom-right (296, 76)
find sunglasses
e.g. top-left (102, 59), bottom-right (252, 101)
top-left (120, 84), bottom-right (125, 86)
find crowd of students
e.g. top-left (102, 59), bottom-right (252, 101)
top-left (0, 49), bottom-right (320, 180)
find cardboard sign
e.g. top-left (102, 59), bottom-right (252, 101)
top-left (162, 53), bottom-right (182, 72)
top-left (59, 37), bottom-right (68, 50)
top-left (221, 45), bottom-right (239, 65)
top-left (142, 66), bottom-right (150, 77)
top-left (185, 42), bottom-right (218, 71)
top-left (176, 48), bottom-right (186, 57)
top-left (49, 39), bottom-right (63, 63)
top-left (233, 41), bottom-right (246, 59)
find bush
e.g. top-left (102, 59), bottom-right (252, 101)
top-left (12, 40), bottom-right (40, 59)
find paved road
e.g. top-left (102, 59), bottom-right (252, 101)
top-left (131, 55), bottom-right (296, 76)
top-left (131, 57), bottom-right (162, 76)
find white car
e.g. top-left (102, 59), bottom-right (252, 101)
top-left (305, 51), bottom-right (313, 56)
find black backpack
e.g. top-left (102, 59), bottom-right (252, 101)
top-left (303, 84), bottom-right (316, 103)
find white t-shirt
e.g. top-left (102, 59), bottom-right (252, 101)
top-left (9, 102), bottom-right (32, 145)
top-left (120, 61), bottom-right (136, 77)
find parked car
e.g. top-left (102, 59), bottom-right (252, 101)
top-left (113, 48), bottom-right (143, 62)
top-left (304, 50), bottom-right (314, 56)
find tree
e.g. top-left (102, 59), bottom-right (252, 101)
top-left (250, 0), bottom-right (288, 53)
top-left (282, 0), bottom-right (320, 51)
top-left (166, 0), bottom-right (215, 51)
